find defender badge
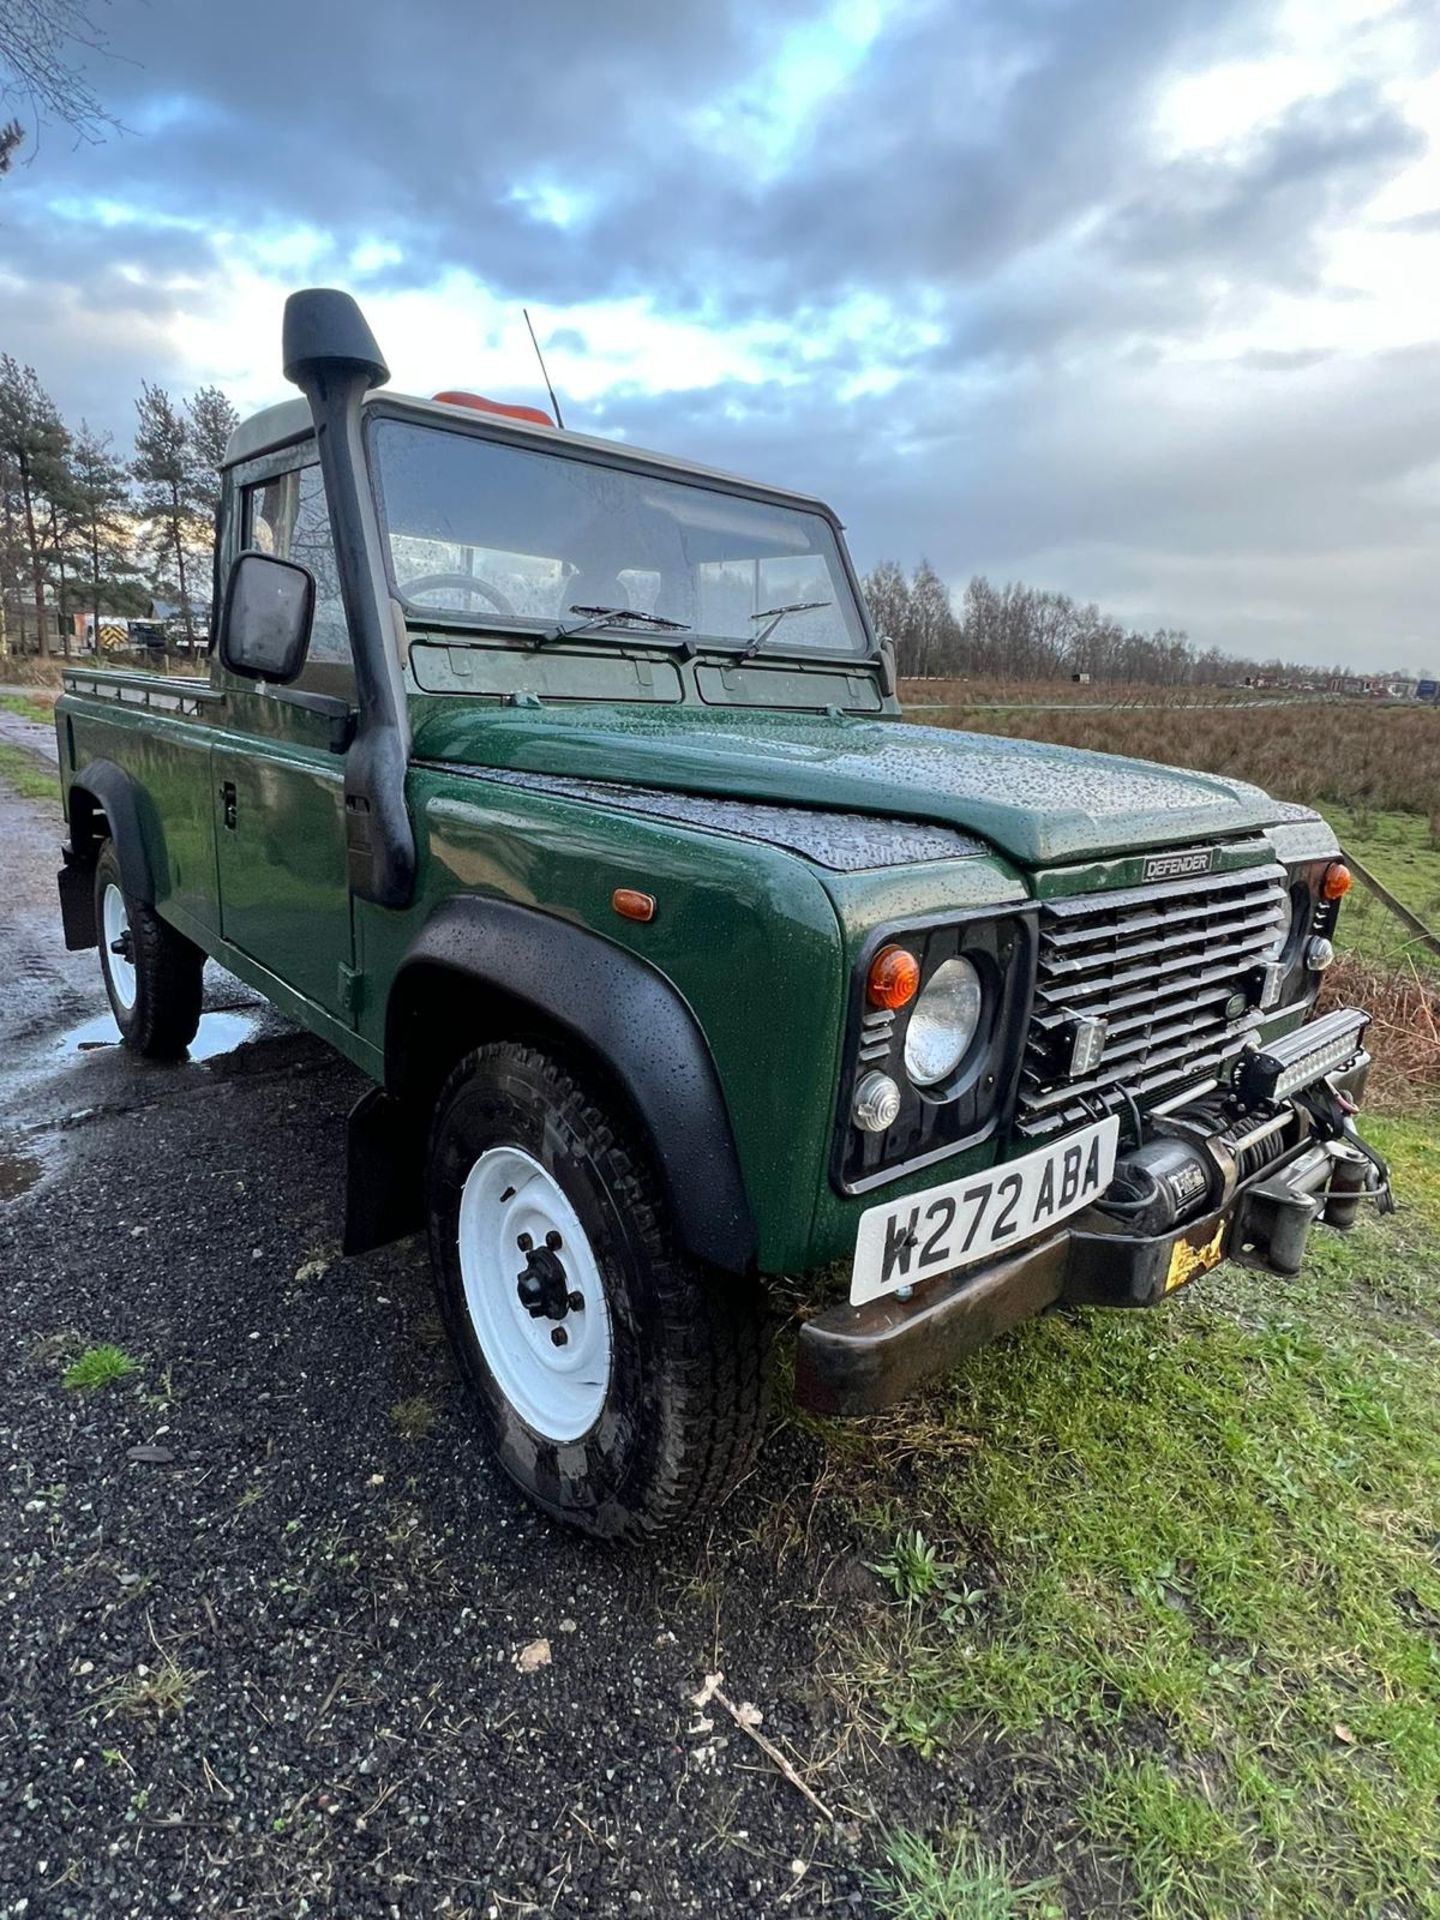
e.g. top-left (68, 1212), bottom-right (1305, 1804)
top-left (1143, 847), bottom-right (1214, 882)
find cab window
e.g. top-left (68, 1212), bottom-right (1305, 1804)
top-left (242, 464), bottom-right (351, 693)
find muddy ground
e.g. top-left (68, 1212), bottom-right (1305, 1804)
top-left (0, 772), bottom-right (948, 1919)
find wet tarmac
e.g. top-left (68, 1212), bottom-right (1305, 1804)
top-left (0, 773), bottom-right (298, 1186)
top-left (0, 704), bottom-right (59, 763)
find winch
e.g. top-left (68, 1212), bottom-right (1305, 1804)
top-left (1090, 1024), bottom-right (1391, 1292)
top-left (1097, 1134), bottom-right (1218, 1237)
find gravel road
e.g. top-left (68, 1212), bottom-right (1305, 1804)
top-left (0, 773), bottom-right (931, 1919)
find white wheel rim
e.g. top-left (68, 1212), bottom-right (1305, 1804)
top-left (457, 1146), bottom-right (613, 1443)
top-left (102, 883), bottom-right (137, 1012)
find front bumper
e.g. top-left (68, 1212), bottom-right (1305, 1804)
top-left (796, 1050), bottom-right (1380, 1417)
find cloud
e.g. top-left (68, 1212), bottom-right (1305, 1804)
top-left (2, 0), bottom-right (1438, 669)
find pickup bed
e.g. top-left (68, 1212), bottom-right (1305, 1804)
top-left (54, 289), bottom-right (1388, 1538)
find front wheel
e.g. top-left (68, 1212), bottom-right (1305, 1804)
top-left (94, 840), bottom-right (204, 1059)
top-left (426, 1043), bottom-right (770, 1540)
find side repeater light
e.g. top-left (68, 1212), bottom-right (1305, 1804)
top-left (612, 888), bottom-right (656, 923)
top-left (1322, 861), bottom-right (1352, 902)
top-left (867, 945), bottom-right (920, 1011)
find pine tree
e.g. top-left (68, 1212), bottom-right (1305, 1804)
top-left (0, 354), bottom-right (70, 655)
top-left (132, 383), bottom-right (192, 646)
top-left (69, 423), bottom-right (141, 643)
top-left (183, 385), bottom-right (238, 630)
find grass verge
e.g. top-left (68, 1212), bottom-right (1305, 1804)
top-left (833, 1114), bottom-right (1440, 1919)
top-left (0, 740), bottom-right (58, 804)
top-left (0, 692), bottom-right (55, 725)
top-left (1325, 807), bottom-right (1440, 977)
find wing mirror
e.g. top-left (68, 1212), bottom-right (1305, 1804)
top-left (876, 634), bottom-right (898, 698)
top-left (220, 551), bottom-right (315, 684)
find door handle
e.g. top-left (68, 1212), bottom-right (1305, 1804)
top-left (221, 780), bottom-right (237, 830)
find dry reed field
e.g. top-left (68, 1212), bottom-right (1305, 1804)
top-left (908, 685), bottom-right (1440, 826)
top-left (905, 674), bottom-right (1307, 709)
top-left (1320, 955), bottom-right (1440, 1110)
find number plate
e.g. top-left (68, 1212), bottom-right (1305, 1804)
top-left (850, 1115), bottom-right (1120, 1307)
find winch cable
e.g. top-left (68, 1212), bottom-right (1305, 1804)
top-left (1295, 1083), bottom-right (1395, 1215)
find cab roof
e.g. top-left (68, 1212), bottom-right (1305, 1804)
top-left (221, 390), bottom-right (834, 517)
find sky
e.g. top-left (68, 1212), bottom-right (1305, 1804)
top-left (3, 0), bottom-right (1439, 672)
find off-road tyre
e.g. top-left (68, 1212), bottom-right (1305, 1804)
top-left (94, 839), bottom-right (204, 1059)
top-left (427, 1041), bottom-right (771, 1540)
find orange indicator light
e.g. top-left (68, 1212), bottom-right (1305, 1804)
top-left (867, 945), bottom-right (920, 1010)
top-left (1322, 862), bottom-right (1352, 902)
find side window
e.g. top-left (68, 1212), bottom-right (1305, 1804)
top-left (242, 465), bottom-right (351, 691)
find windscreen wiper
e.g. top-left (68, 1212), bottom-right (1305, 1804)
top-left (538, 604), bottom-right (693, 649)
top-left (738, 601), bottom-right (832, 661)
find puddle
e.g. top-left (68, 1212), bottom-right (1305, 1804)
top-left (0, 1142), bottom-right (43, 1199)
top-left (58, 1007), bottom-right (266, 1065)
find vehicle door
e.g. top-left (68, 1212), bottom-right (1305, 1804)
top-left (212, 452), bottom-right (358, 1021)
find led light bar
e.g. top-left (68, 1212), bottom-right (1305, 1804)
top-left (1235, 1007), bottom-right (1369, 1107)
top-left (1067, 1014), bottom-right (1109, 1077)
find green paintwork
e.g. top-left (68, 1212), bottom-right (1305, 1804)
top-left (406, 697), bottom-right (1295, 867)
top-left (212, 684), bottom-right (354, 1019)
top-left (52, 444), bottom-right (1340, 1282)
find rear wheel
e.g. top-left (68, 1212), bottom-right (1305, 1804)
top-left (94, 840), bottom-right (204, 1059)
top-left (427, 1042), bottom-right (770, 1540)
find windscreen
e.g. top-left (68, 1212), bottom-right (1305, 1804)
top-left (370, 417), bottom-right (869, 657)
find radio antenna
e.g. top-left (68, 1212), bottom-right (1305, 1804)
top-left (523, 308), bottom-right (566, 430)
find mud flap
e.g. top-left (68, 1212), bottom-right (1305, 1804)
top-left (344, 1086), bottom-right (425, 1256)
top-left (57, 847), bottom-right (97, 950)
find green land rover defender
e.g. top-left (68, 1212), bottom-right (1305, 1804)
top-left (54, 290), bottom-right (1387, 1538)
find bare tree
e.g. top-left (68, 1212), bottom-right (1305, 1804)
top-left (861, 559), bottom-right (912, 655)
top-left (0, 0), bottom-right (121, 154)
top-left (908, 560), bottom-right (958, 678)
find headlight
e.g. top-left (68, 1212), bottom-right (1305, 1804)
top-left (904, 956), bottom-right (983, 1087)
top-left (836, 911), bottom-right (1033, 1191)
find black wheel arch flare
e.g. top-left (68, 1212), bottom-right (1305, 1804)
top-left (383, 896), bottom-right (758, 1277)
top-left (58, 759), bottom-right (159, 949)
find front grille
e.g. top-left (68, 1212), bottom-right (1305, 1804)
top-left (1016, 857), bottom-right (1289, 1140)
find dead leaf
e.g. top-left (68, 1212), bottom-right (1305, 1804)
top-left (515, 1638), bottom-right (551, 1673)
top-left (1334, 1723), bottom-right (1356, 1745)
top-left (691, 1671), bottom-right (723, 1710)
